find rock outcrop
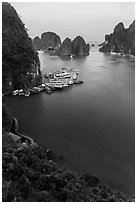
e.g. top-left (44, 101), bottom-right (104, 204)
top-left (56, 38), bottom-right (72, 58)
top-left (56, 36), bottom-right (90, 58)
top-left (33, 32), bottom-right (61, 51)
top-left (33, 33), bottom-right (90, 58)
top-left (2, 3), bottom-right (41, 93)
top-left (41, 32), bottom-right (61, 50)
top-left (72, 36), bottom-right (90, 57)
top-left (99, 20), bottom-right (135, 56)
top-left (33, 36), bottom-right (42, 50)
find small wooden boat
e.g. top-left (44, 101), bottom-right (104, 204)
top-left (25, 91), bottom-right (30, 97)
top-left (54, 84), bottom-right (63, 89)
top-left (30, 88), bottom-right (39, 94)
top-left (19, 92), bottom-right (25, 96)
top-left (74, 80), bottom-right (84, 84)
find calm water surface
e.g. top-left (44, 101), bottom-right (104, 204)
top-left (6, 47), bottom-right (135, 196)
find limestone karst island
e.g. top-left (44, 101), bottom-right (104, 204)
top-left (2, 2), bottom-right (135, 202)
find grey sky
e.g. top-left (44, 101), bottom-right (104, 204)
top-left (11, 2), bottom-right (135, 42)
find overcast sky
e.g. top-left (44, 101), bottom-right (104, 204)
top-left (11, 2), bottom-right (135, 42)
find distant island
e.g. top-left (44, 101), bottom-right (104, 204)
top-left (33, 32), bottom-right (90, 59)
top-left (99, 21), bottom-right (135, 56)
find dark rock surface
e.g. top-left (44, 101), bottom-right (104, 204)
top-left (72, 36), bottom-right (90, 57)
top-left (99, 20), bottom-right (135, 55)
top-left (33, 33), bottom-right (90, 58)
top-left (2, 2), bottom-right (41, 93)
top-left (41, 32), bottom-right (61, 50)
top-left (56, 36), bottom-right (90, 58)
top-left (56, 38), bottom-right (72, 58)
top-left (33, 36), bottom-right (42, 50)
top-left (33, 32), bottom-right (61, 51)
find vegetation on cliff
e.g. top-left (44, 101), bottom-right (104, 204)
top-left (2, 103), bottom-right (12, 133)
top-left (33, 36), bottom-right (42, 51)
top-left (56, 38), bottom-right (72, 58)
top-left (3, 139), bottom-right (132, 202)
top-left (57, 36), bottom-right (90, 58)
top-left (2, 102), bottom-right (133, 202)
top-left (2, 2), bottom-right (41, 93)
top-left (72, 36), bottom-right (90, 56)
top-left (33, 33), bottom-right (90, 58)
top-left (99, 20), bottom-right (135, 55)
top-left (33, 32), bottom-right (61, 51)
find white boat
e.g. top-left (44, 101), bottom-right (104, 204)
top-left (72, 73), bottom-right (77, 80)
top-left (12, 90), bottom-right (19, 96)
top-left (62, 83), bottom-right (69, 87)
top-left (110, 52), bottom-right (116, 55)
top-left (63, 74), bottom-right (72, 78)
top-left (25, 91), bottom-right (30, 97)
top-left (41, 84), bottom-right (46, 87)
top-left (33, 87), bottom-right (43, 92)
top-left (70, 55), bottom-right (73, 59)
top-left (46, 82), bottom-right (63, 89)
top-left (19, 89), bottom-right (23, 93)
top-left (55, 72), bottom-right (69, 77)
top-left (68, 80), bottom-right (73, 85)
top-left (54, 84), bottom-right (63, 89)
top-left (19, 92), bottom-right (25, 96)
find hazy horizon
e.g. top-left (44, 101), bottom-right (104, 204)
top-left (11, 2), bottom-right (134, 42)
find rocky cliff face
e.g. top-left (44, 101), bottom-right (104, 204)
top-left (2, 3), bottom-right (41, 93)
top-left (33, 32), bottom-right (61, 51)
top-left (33, 33), bottom-right (90, 58)
top-left (127, 20), bottom-right (135, 55)
top-left (56, 38), bottom-right (72, 58)
top-left (56, 36), bottom-right (90, 58)
top-left (99, 20), bottom-right (135, 55)
top-left (33, 36), bottom-right (42, 50)
top-left (72, 36), bottom-right (90, 57)
top-left (41, 32), bottom-right (61, 50)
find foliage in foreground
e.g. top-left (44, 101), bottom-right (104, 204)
top-left (2, 141), bottom-right (131, 202)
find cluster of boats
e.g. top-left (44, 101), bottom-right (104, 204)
top-left (12, 67), bottom-right (84, 96)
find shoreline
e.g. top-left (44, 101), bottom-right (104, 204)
top-left (102, 51), bottom-right (135, 61)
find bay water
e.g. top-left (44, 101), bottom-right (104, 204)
top-left (6, 47), bottom-right (135, 195)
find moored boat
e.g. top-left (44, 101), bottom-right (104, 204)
top-left (30, 88), bottom-right (39, 94)
top-left (12, 90), bottom-right (20, 96)
top-left (25, 91), bottom-right (30, 97)
top-left (33, 87), bottom-right (43, 92)
top-left (68, 80), bottom-right (73, 85)
top-left (54, 84), bottom-right (63, 89)
top-left (19, 92), bottom-right (25, 96)
top-left (74, 80), bottom-right (84, 84)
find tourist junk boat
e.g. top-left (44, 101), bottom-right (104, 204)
top-left (49, 79), bottom-right (69, 87)
top-left (74, 80), bottom-right (84, 84)
top-left (46, 82), bottom-right (63, 89)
